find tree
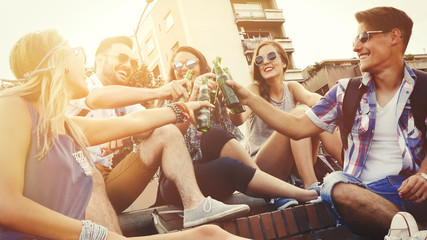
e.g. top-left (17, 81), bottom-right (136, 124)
top-left (126, 61), bottom-right (165, 109)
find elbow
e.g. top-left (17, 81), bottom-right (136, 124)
top-left (280, 116), bottom-right (311, 140)
top-left (86, 90), bottom-right (114, 109)
top-left (0, 197), bottom-right (19, 227)
top-left (85, 95), bottom-right (105, 109)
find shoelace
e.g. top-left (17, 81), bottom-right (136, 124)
top-left (269, 198), bottom-right (279, 205)
top-left (203, 196), bottom-right (212, 213)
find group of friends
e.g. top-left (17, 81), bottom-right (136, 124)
top-left (0, 5), bottom-right (426, 240)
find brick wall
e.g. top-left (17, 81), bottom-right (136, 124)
top-left (215, 202), bottom-right (367, 240)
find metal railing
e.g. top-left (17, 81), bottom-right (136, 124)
top-left (234, 8), bottom-right (284, 21)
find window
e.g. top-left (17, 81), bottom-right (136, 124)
top-left (171, 41), bottom-right (179, 53)
top-left (146, 37), bottom-right (154, 54)
top-left (152, 65), bottom-right (160, 79)
top-left (165, 12), bottom-right (174, 31)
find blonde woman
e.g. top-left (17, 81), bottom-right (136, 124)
top-left (0, 29), bottom-right (248, 240)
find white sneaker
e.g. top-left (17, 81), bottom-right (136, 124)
top-left (413, 231), bottom-right (427, 240)
top-left (384, 212), bottom-right (424, 240)
top-left (183, 196), bottom-right (250, 228)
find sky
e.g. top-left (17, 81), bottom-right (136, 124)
top-left (1, 0), bottom-right (426, 80)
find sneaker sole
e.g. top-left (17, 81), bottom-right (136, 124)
top-left (308, 196), bottom-right (322, 204)
top-left (276, 200), bottom-right (299, 210)
top-left (183, 205), bottom-right (250, 228)
top-left (385, 212), bottom-right (420, 239)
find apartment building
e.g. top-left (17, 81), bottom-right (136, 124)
top-left (134, 0), bottom-right (303, 85)
top-left (301, 54), bottom-right (427, 95)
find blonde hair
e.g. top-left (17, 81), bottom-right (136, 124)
top-left (0, 29), bottom-right (90, 161)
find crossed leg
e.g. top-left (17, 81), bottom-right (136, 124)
top-left (105, 124), bottom-right (205, 213)
top-left (217, 131), bottom-right (317, 202)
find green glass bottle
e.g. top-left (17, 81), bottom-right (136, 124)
top-left (212, 57), bottom-right (245, 114)
top-left (223, 67), bottom-right (245, 114)
top-left (177, 69), bottom-right (193, 102)
top-left (195, 77), bottom-right (210, 132)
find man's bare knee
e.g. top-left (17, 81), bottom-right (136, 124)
top-left (150, 124), bottom-right (182, 142)
top-left (332, 182), bottom-right (365, 206)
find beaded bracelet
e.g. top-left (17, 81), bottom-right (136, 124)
top-left (79, 220), bottom-right (108, 240)
top-left (166, 103), bottom-right (189, 123)
top-left (174, 102), bottom-right (190, 122)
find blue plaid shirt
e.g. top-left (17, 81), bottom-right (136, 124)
top-left (306, 63), bottom-right (426, 178)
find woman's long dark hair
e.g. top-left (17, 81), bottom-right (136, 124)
top-left (167, 46), bottom-right (211, 82)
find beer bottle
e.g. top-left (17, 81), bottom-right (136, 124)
top-left (195, 77), bottom-right (210, 132)
top-left (223, 67), bottom-right (245, 114)
top-left (177, 69), bottom-right (193, 102)
top-left (212, 57), bottom-right (245, 114)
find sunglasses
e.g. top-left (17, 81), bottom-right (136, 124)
top-left (353, 31), bottom-right (384, 46)
top-left (172, 59), bottom-right (199, 71)
top-left (71, 47), bottom-right (86, 64)
top-left (104, 52), bottom-right (137, 65)
top-left (254, 51), bottom-right (278, 66)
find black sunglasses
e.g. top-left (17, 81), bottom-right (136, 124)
top-left (172, 59), bottom-right (198, 71)
top-left (254, 51), bottom-right (278, 66)
top-left (104, 52), bottom-right (137, 65)
top-left (353, 31), bottom-right (384, 46)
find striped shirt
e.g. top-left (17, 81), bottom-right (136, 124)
top-left (306, 64), bottom-right (426, 178)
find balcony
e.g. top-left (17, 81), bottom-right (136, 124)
top-left (285, 69), bottom-right (304, 82)
top-left (241, 37), bottom-right (294, 55)
top-left (275, 38), bottom-right (295, 53)
top-left (234, 8), bottom-right (285, 24)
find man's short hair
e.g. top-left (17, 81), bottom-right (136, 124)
top-left (355, 7), bottom-right (413, 53)
top-left (95, 36), bottom-right (133, 57)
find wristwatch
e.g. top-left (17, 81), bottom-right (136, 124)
top-left (417, 172), bottom-right (427, 181)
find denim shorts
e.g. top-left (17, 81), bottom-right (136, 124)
top-left (320, 171), bottom-right (427, 226)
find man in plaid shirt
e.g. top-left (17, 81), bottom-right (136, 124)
top-left (228, 6), bottom-right (427, 239)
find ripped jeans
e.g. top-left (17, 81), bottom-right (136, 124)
top-left (320, 171), bottom-right (427, 231)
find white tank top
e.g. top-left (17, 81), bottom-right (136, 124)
top-left (359, 89), bottom-right (409, 183)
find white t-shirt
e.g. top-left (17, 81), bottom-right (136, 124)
top-left (359, 89), bottom-right (411, 183)
top-left (67, 75), bottom-right (145, 167)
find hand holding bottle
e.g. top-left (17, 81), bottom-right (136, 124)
top-left (212, 57), bottom-right (245, 114)
top-left (182, 100), bottom-right (214, 125)
top-left (177, 70), bottom-right (193, 102)
top-left (160, 78), bottom-right (191, 102)
top-left (225, 80), bottom-right (252, 105)
top-left (189, 73), bottom-right (217, 101)
top-left (194, 77), bottom-right (211, 132)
